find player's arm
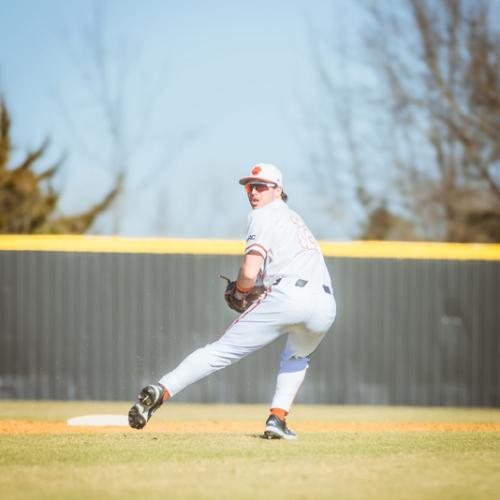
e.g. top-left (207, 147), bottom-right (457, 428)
top-left (236, 251), bottom-right (263, 292)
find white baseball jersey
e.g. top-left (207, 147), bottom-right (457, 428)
top-left (245, 199), bottom-right (332, 290)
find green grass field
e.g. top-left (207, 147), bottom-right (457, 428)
top-left (1, 402), bottom-right (499, 499)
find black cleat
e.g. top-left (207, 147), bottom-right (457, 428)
top-left (263, 414), bottom-right (297, 440)
top-left (128, 384), bottom-right (165, 430)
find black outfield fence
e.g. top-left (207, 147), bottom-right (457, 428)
top-left (0, 236), bottom-right (499, 407)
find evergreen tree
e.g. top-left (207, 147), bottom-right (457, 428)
top-left (0, 96), bottom-right (120, 234)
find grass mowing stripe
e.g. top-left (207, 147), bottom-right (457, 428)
top-left (1, 432), bottom-right (499, 500)
top-left (1, 403), bottom-right (499, 499)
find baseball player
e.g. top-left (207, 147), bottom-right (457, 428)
top-left (129, 163), bottom-right (336, 439)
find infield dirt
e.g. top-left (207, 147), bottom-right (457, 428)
top-left (2, 419), bottom-right (500, 434)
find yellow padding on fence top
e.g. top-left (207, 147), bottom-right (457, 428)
top-left (319, 240), bottom-right (500, 260)
top-left (0, 235), bottom-right (243, 255)
top-left (0, 235), bottom-right (499, 260)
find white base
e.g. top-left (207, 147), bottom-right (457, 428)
top-left (67, 414), bottom-right (128, 426)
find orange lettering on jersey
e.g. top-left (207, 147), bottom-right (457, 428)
top-left (252, 166), bottom-right (262, 175)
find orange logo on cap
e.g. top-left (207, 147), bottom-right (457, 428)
top-left (252, 166), bottom-right (262, 175)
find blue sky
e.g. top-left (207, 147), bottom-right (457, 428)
top-left (0, 0), bottom-right (368, 239)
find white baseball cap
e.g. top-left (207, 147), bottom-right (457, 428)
top-left (239, 163), bottom-right (283, 187)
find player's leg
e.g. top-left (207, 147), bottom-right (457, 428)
top-left (264, 326), bottom-right (325, 440)
top-left (265, 292), bottom-right (336, 439)
top-left (158, 309), bottom-right (282, 396)
top-left (129, 295), bottom-right (283, 429)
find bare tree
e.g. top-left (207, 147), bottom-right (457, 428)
top-left (57, 3), bottom-right (191, 235)
top-left (311, 0), bottom-right (500, 242)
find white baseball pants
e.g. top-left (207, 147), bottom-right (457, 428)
top-left (159, 282), bottom-right (336, 412)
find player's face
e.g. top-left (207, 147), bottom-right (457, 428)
top-left (245, 182), bottom-right (281, 209)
